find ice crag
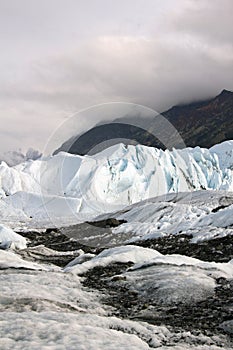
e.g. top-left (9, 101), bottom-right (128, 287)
top-left (0, 141), bottom-right (233, 226)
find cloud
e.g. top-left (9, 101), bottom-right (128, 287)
top-left (0, 0), bottom-right (232, 154)
top-left (169, 0), bottom-right (233, 46)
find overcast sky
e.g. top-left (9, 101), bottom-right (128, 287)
top-left (0, 0), bottom-right (233, 155)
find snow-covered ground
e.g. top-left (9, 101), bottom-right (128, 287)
top-left (1, 243), bottom-right (232, 349)
top-left (112, 190), bottom-right (233, 243)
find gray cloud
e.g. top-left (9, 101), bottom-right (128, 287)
top-left (170, 0), bottom-right (233, 46)
top-left (0, 0), bottom-right (232, 155)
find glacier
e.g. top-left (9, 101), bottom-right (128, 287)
top-left (1, 141), bottom-right (233, 350)
top-left (111, 190), bottom-right (233, 244)
top-left (1, 237), bottom-right (233, 349)
top-left (0, 224), bottom-right (27, 250)
top-left (0, 141), bottom-right (233, 226)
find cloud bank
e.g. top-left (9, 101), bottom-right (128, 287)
top-left (0, 0), bottom-right (232, 154)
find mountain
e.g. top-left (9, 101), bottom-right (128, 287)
top-left (55, 89), bottom-right (233, 155)
top-left (163, 89), bottom-right (233, 148)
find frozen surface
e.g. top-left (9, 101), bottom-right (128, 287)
top-left (66, 244), bottom-right (233, 305)
top-left (122, 253), bottom-right (233, 305)
top-left (1, 245), bottom-right (230, 349)
top-left (0, 312), bottom-right (156, 350)
top-left (0, 141), bottom-right (233, 349)
top-left (0, 225), bottom-right (27, 249)
top-left (1, 311), bottom-right (229, 350)
top-left (65, 245), bottom-right (162, 274)
top-left (0, 268), bottom-right (103, 314)
top-left (0, 258), bottom-right (231, 349)
top-left (124, 264), bottom-right (216, 305)
top-left (0, 141), bottom-right (232, 227)
top-left (3, 310), bottom-right (225, 350)
top-left (112, 190), bottom-right (233, 243)
top-left (0, 250), bottom-right (51, 270)
top-left (0, 237), bottom-right (232, 349)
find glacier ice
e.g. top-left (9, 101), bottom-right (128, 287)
top-left (0, 141), bottom-right (232, 224)
top-left (112, 190), bottom-right (233, 243)
top-left (0, 225), bottom-right (27, 250)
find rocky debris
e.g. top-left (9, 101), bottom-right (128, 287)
top-left (210, 195), bottom-right (233, 213)
top-left (18, 245), bottom-right (84, 268)
top-left (132, 234), bottom-right (233, 263)
top-left (82, 262), bottom-right (233, 340)
top-left (18, 229), bottom-right (99, 254)
top-left (16, 226), bottom-right (233, 345)
top-left (17, 229), bottom-right (101, 267)
top-left (87, 218), bottom-right (127, 228)
top-left (61, 221), bottom-right (136, 249)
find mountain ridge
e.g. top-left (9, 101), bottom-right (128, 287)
top-left (163, 89), bottom-right (233, 148)
top-left (55, 89), bottom-right (233, 155)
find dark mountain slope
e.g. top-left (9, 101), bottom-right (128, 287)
top-left (164, 89), bottom-right (233, 148)
top-left (55, 89), bottom-right (233, 155)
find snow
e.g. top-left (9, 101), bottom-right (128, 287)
top-left (1, 242), bottom-right (232, 349)
top-left (0, 260), bottom-right (230, 349)
top-left (64, 244), bottom-right (233, 306)
top-left (210, 140), bottom-right (233, 169)
top-left (0, 311), bottom-right (175, 350)
top-left (4, 191), bottom-right (82, 220)
top-left (65, 242), bottom-right (233, 304)
top-left (0, 225), bottom-right (27, 249)
top-left (160, 346), bottom-right (231, 350)
top-left (0, 141), bottom-right (232, 226)
top-left (0, 261), bottom-right (174, 348)
top-left (124, 264), bottom-right (216, 305)
top-left (1, 311), bottom-right (229, 350)
top-left (1, 250), bottom-right (225, 350)
top-left (112, 190), bottom-right (233, 243)
top-left (1, 140), bottom-right (233, 349)
top-left (65, 252), bottom-right (96, 268)
top-left (0, 250), bottom-right (51, 270)
top-left (130, 253), bottom-right (233, 278)
top-left (65, 245), bottom-right (162, 274)
top-left (0, 268), bottom-right (102, 314)
top-left (197, 203), bottom-right (233, 228)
